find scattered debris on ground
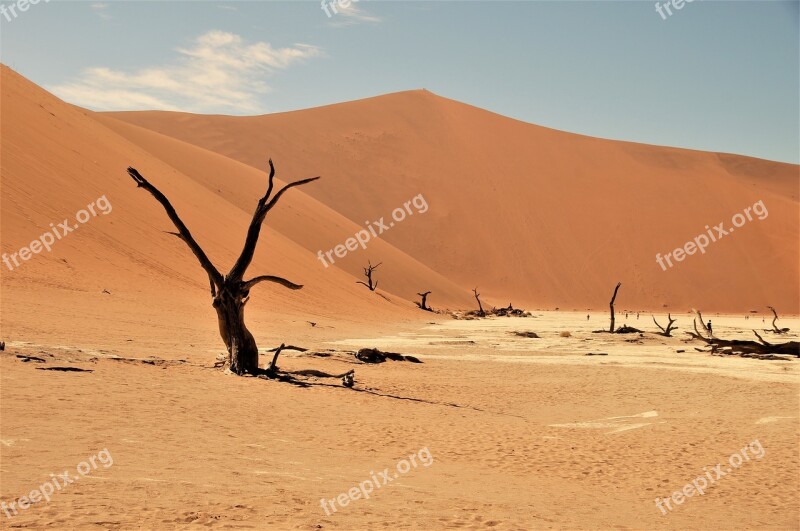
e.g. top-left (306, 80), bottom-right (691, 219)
top-left (511, 331), bottom-right (540, 338)
top-left (36, 367), bottom-right (93, 373)
top-left (355, 348), bottom-right (423, 364)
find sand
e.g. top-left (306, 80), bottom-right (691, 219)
top-left (1, 64), bottom-right (799, 529)
top-left (1, 313), bottom-right (798, 529)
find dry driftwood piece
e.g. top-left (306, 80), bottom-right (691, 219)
top-left (355, 348), bottom-right (423, 364)
top-left (512, 331), bottom-right (540, 338)
top-left (416, 291), bottom-right (433, 312)
top-left (356, 260), bottom-right (381, 291)
top-left (653, 314), bottom-right (678, 337)
top-left (767, 306), bottom-right (790, 334)
top-left (685, 318), bottom-right (706, 341)
top-left (17, 354), bottom-right (46, 363)
top-left (458, 301), bottom-right (531, 320)
top-left (127, 159), bottom-right (318, 375)
top-left (493, 304), bottom-right (529, 317)
top-left (692, 309), bottom-right (713, 338)
top-left (686, 327), bottom-right (798, 359)
top-left (264, 343), bottom-right (308, 377)
top-left (36, 367), bottom-right (93, 372)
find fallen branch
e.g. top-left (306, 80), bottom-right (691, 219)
top-left (692, 309), bottom-right (713, 338)
top-left (36, 367), bottom-right (94, 372)
top-left (684, 329), bottom-right (798, 359)
top-left (264, 343), bottom-right (308, 377)
top-left (355, 348), bottom-right (423, 364)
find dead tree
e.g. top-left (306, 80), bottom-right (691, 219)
top-left (127, 160), bottom-right (319, 375)
top-left (416, 291), bottom-right (432, 312)
top-left (356, 261), bottom-right (381, 291)
top-left (685, 329), bottom-right (798, 358)
top-left (767, 306), bottom-right (789, 334)
top-left (608, 282), bottom-right (621, 333)
top-left (692, 309), bottom-right (713, 338)
top-left (652, 314), bottom-right (678, 337)
top-left (473, 287), bottom-right (485, 317)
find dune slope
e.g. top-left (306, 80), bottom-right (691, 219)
top-left (0, 66), bottom-right (469, 358)
top-left (107, 90), bottom-right (799, 313)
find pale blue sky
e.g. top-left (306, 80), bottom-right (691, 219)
top-left (1, 0), bottom-right (798, 163)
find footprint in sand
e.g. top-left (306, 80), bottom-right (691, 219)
top-left (549, 410), bottom-right (664, 434)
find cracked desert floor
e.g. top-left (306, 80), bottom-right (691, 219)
top-left (2, 312), bottom-right (798, 529)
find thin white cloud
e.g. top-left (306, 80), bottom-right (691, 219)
top-left (48, 31), bottom-right (321, 114)
top-left (90, 2), bottom-right (112, 20)
top-left (327, 1), bottom-right (382, 26)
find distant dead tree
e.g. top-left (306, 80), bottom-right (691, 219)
top-left (652, 313), bottom-right (678, 337)
top-left (356, 261), bottom-right (381, 291)
top-left (416, 291), bottom-right (432, 312)
top-left (472, 287), bottom-right (485, 317)
top-left (608, 282), bottom-right (621, 333)
top-left (127, 160), bottom-right (319, 376)
top-left (692, 309), bottom-right (713, 338)
top-left (767, 306), bottom-right (790, 334)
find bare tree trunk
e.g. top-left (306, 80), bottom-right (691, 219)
top-left (127, 160), bottom-right (318, 376)
top-left (416, 291), bottom-right (432, 311)
top-left (214, 287), bottom-right (259, 374)
top-left (473, 287), bottom-right (485, 317)
top-left (356, 261), bottom-right (381, 291)
top-left (609, 282), bottom-right (621, 333)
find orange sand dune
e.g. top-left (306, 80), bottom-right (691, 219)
top-left (107, 90), bottom-right (799, 314)
top-left (1, 65), bottom-right (799, 531)
top-left (0, 66), bottom-right (469, 357)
